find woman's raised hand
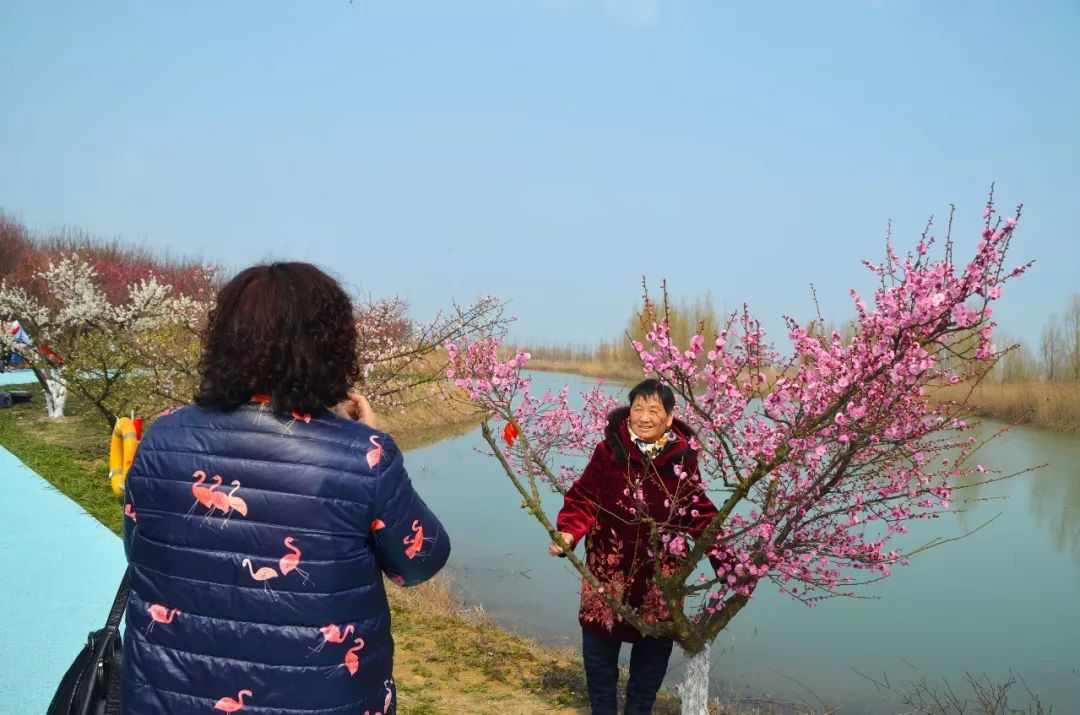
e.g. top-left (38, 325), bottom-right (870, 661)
top-left (332, 391), bottom-right (380, 429)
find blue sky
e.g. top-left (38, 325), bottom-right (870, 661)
top-left (1, 1), bottom-right (1077, 349)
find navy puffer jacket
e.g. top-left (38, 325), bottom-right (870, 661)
top-left (120, 402), bottom-right (449, 714)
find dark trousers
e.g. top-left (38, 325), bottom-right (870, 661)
top-left (581, 629), bottom-right (674, 715)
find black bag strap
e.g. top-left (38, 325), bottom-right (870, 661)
top-left (105, 568), bottom-right (130, 630)
top-left (104, 649), bottom-right (123, 715)
top-left (102, 568), bottom-right (130, 714)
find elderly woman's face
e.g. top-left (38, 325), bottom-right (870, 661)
top-left (629, 394), bottom-right (674, 443)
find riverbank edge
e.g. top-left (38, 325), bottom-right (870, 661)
top-left (526, 358), bottom-right (643, 383)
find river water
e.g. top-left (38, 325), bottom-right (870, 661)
top-left (404, 371), bottom-right (1080, 713)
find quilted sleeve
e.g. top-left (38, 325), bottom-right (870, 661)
top-left (368, 435), bottom-right (450, 587)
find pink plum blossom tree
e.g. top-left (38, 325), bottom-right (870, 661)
top-left (447, 194), bottom-right (1034, 712)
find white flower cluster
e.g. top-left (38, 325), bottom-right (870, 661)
top-left (0, 255), bottom-right (202, 356)
top-left (0, 254), bottom-right (211, 417)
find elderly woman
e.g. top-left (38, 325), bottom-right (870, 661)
top-left (550, 379), bottom-right (719, 715)
top-left (121, 263), bottom-right (449, 714)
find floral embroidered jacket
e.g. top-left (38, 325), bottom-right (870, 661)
top-left (556, 406), bottom-right (719, 642)
top-left (121, 403), bottom-right (449, 714)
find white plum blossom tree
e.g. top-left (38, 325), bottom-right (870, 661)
top-left (0, 255), bottom-right (201, 418)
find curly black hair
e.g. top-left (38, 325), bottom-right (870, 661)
top-left (195, 262), bottom-right (359, 415)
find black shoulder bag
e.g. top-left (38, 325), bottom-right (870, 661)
top-left (47, 568), bottom-right (129, 715)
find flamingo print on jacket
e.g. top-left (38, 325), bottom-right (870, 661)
top-left (326, 638), bottom-right (365, 677)
top-left (345, 638), bottom-right (365, 675)
top-left (251, 393), bottom-right (272, 424)
top-left (309, 623), bottom-right (354, 655)
top-left (402, 520), bottom-right (431, 560)
top-left (283, 410), bottom-right (312, 434)
top-left (242, 559), bottom-right (279, 600)
top-left (206, 476), bottom-right (229, 523)
top-left (224, 481), bottom-right (248, 522)
top-left (207, 480), bottom-right (248, 527)
top-left (145, 604), bottom-right (180, 633)
top-left (213, 689), bottom-right (252, 712)
top-left (358, 680), bottom-right (394, 715)
top-left (121, 404), bottom-right (451, 713)
top-left (366, 435), bottom-right (383, 469)
top-left (279, 536), bottom-right (312, 585)
top-left (188, 470), bottom-right (218, 515)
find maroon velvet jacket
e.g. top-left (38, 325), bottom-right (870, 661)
top-left (556, 407), bottom-right (719, 642)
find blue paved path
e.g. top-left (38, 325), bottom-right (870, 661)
top-left (0, 442), bottom-right (126, 713)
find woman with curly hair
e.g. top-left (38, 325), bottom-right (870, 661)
top-left (120, 262), bottom-right (449, 714)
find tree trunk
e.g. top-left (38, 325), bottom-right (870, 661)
top-left (677, 643), bottom-right (710, 715)
top-left (44, 367), bottom-right (68, 418)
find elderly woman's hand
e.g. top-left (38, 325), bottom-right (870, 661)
top-left (548, 532), bottom-right (574, 557)
top-left (331, 391), bottom-right (380, 429)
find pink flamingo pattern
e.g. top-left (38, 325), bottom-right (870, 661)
top-left (213, 689), bottom-right (252, 712)
top-left (145, 604), bottom-right (180, 633)
top-left (279, 536), bottom-right (312, 585)
top-left (207, 480), bottom-right (248, 527)
top-left (205, 476), bottom-right (228, 522)
top-left (326, 638), bottom-right (365, 677)
top-left (309, 623), bottom-right (354, 655)
top-left (250, 393), bottom-right (272, 424)
top-left (124, 503), bottom-right (137, 522)
top-left (366, 435), bottom-right (383, 469)
top-left (359, 679), bottom-right (394, 715)
top-left (282, 410), bottom-right (313, 434)
top-left (242, 558), bottom-right (279, 600)
top-left (344, 638), bottom-right (365, 675)
top-left (188, 470), bottom-right (217, 515)
top-left (154, 412), bottom-right (418, 710)
top-left (223, 481), bottom-right (248, 524)
top-left (402, 520), bottom-right (431, 560)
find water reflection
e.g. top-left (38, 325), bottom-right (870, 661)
top-left (948, 420), bottom-right (1080, 571)
top-left (1021, 426), bottom-right (1080, 566)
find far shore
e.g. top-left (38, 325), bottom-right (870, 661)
top-left (519, 359), bottom-right (1080, 435)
